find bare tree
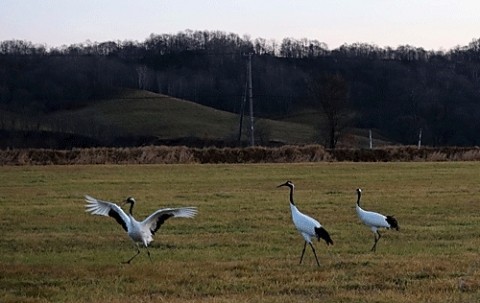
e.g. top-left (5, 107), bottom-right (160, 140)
top-left (308, 73), bottom-right (350, 149)
top-left (136, 65), bottom-right (148, 90)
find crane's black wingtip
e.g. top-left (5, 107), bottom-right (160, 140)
top-left (315, 227), bottom-right (333, 245)
top-left (386, 215), bottom-right (399, 231)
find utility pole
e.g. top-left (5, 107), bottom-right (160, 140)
top-left (417, 128), bottom-right (423, 149)
top-left (237, 84), bottom-right (247, 144)
top-left (369, 129), bottom-right (373, 149)
top-left (247, 53), bottom-right (255, 146)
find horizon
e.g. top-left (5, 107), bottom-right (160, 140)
top-left (1, 0), bottom-right (479, 52)
top-left (2, 29), bottom-right (478, 53)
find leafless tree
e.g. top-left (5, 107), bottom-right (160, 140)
top-left (308, 73), bottom-right (350, 149)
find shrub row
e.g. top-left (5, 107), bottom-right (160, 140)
top-left (1, 145), bottom-right (480, 165)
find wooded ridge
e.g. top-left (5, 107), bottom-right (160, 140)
top-left (2, 30), bottom-right (480, 147)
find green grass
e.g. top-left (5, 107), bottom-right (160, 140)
top-left (44, 89), bottom-right (317, 144)
top-left (1, 162), bottom-right (479, 302)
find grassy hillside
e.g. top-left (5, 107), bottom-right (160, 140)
top-left (41, 89), bottom-right (317, 146)
top-left (1, 89), bottom-right (393, 148)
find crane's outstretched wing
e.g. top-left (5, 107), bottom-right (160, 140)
top-left (84, 195), bottom-right (130, 232)
top-left (142, 207), bottom-right (198, 235)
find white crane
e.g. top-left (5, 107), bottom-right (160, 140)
top-left (277, 181), bottom-right (333, 267)
top-left (355, 188), bottom-right (399, 252)
top-left (85, 195), bottom-right (197, 264)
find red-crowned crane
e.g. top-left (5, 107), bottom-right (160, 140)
top-left (85, 195), bottom-right (197, 264)
top-left (277, 181), bottom-right (333, 267)
top-left (355, 188), bottom-right (399, 252)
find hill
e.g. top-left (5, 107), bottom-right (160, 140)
top-left (1, 90), bottom-right (320, 148)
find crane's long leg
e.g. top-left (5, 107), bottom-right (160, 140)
top-left (299, 241), bottom-right (307, 264)
top-left (370, 231), bottom-right (382, 252)
top-left (123, 245), bottom-right (141, 264)
top-left (146, 246), bottom-right (152, 263)
top-left (309, 243), bottom-right (320, 267)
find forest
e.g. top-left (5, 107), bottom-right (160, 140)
top-left (1, 30), bottom-right (480, 147)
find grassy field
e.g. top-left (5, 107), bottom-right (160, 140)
top-left (1, 162), bottom-right (479, 302)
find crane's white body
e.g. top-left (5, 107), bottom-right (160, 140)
top-left (278, 181), bottom-right (332, 267)
top-left (290, 203), bottom-right (321, 244)
top-left (85, 195), bottom-right (197, 263)
top-left (355, 188), bottom-right (398, 252)
top-left (356, 204), bottom-right (391, 234)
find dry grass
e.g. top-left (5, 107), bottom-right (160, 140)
top-left (1, 145), bottom-right (480, 165)
top-left (0, 162), bottom-right (479, 302)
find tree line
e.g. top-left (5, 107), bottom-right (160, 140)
top-left (1, 30), bottom-right (480, 147)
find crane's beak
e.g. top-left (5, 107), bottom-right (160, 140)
top-left (277, 182), bottom-right (287, 188)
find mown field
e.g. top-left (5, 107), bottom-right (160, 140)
top-left (1, 162), bottom-right (479, 302)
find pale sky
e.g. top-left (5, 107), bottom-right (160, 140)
top-left (1, 0), bottom-right (479, 50)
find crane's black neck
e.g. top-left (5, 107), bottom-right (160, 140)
top-left (128, 202), bottom-right (134, 215)
top-left (125, 197), bottom-right (136, 215)
top-left (288, 185), bottom-right (295, 206)
top-left (356, 191), bottom-right (361, 206)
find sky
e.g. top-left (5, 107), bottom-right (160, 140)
top-left (1, 0), bottom-right (479, 51)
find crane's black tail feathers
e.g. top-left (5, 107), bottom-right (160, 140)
top-left (315, 227), bottom-right (333, 245)
top-left (386, 215), bottom-right (399, 231)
